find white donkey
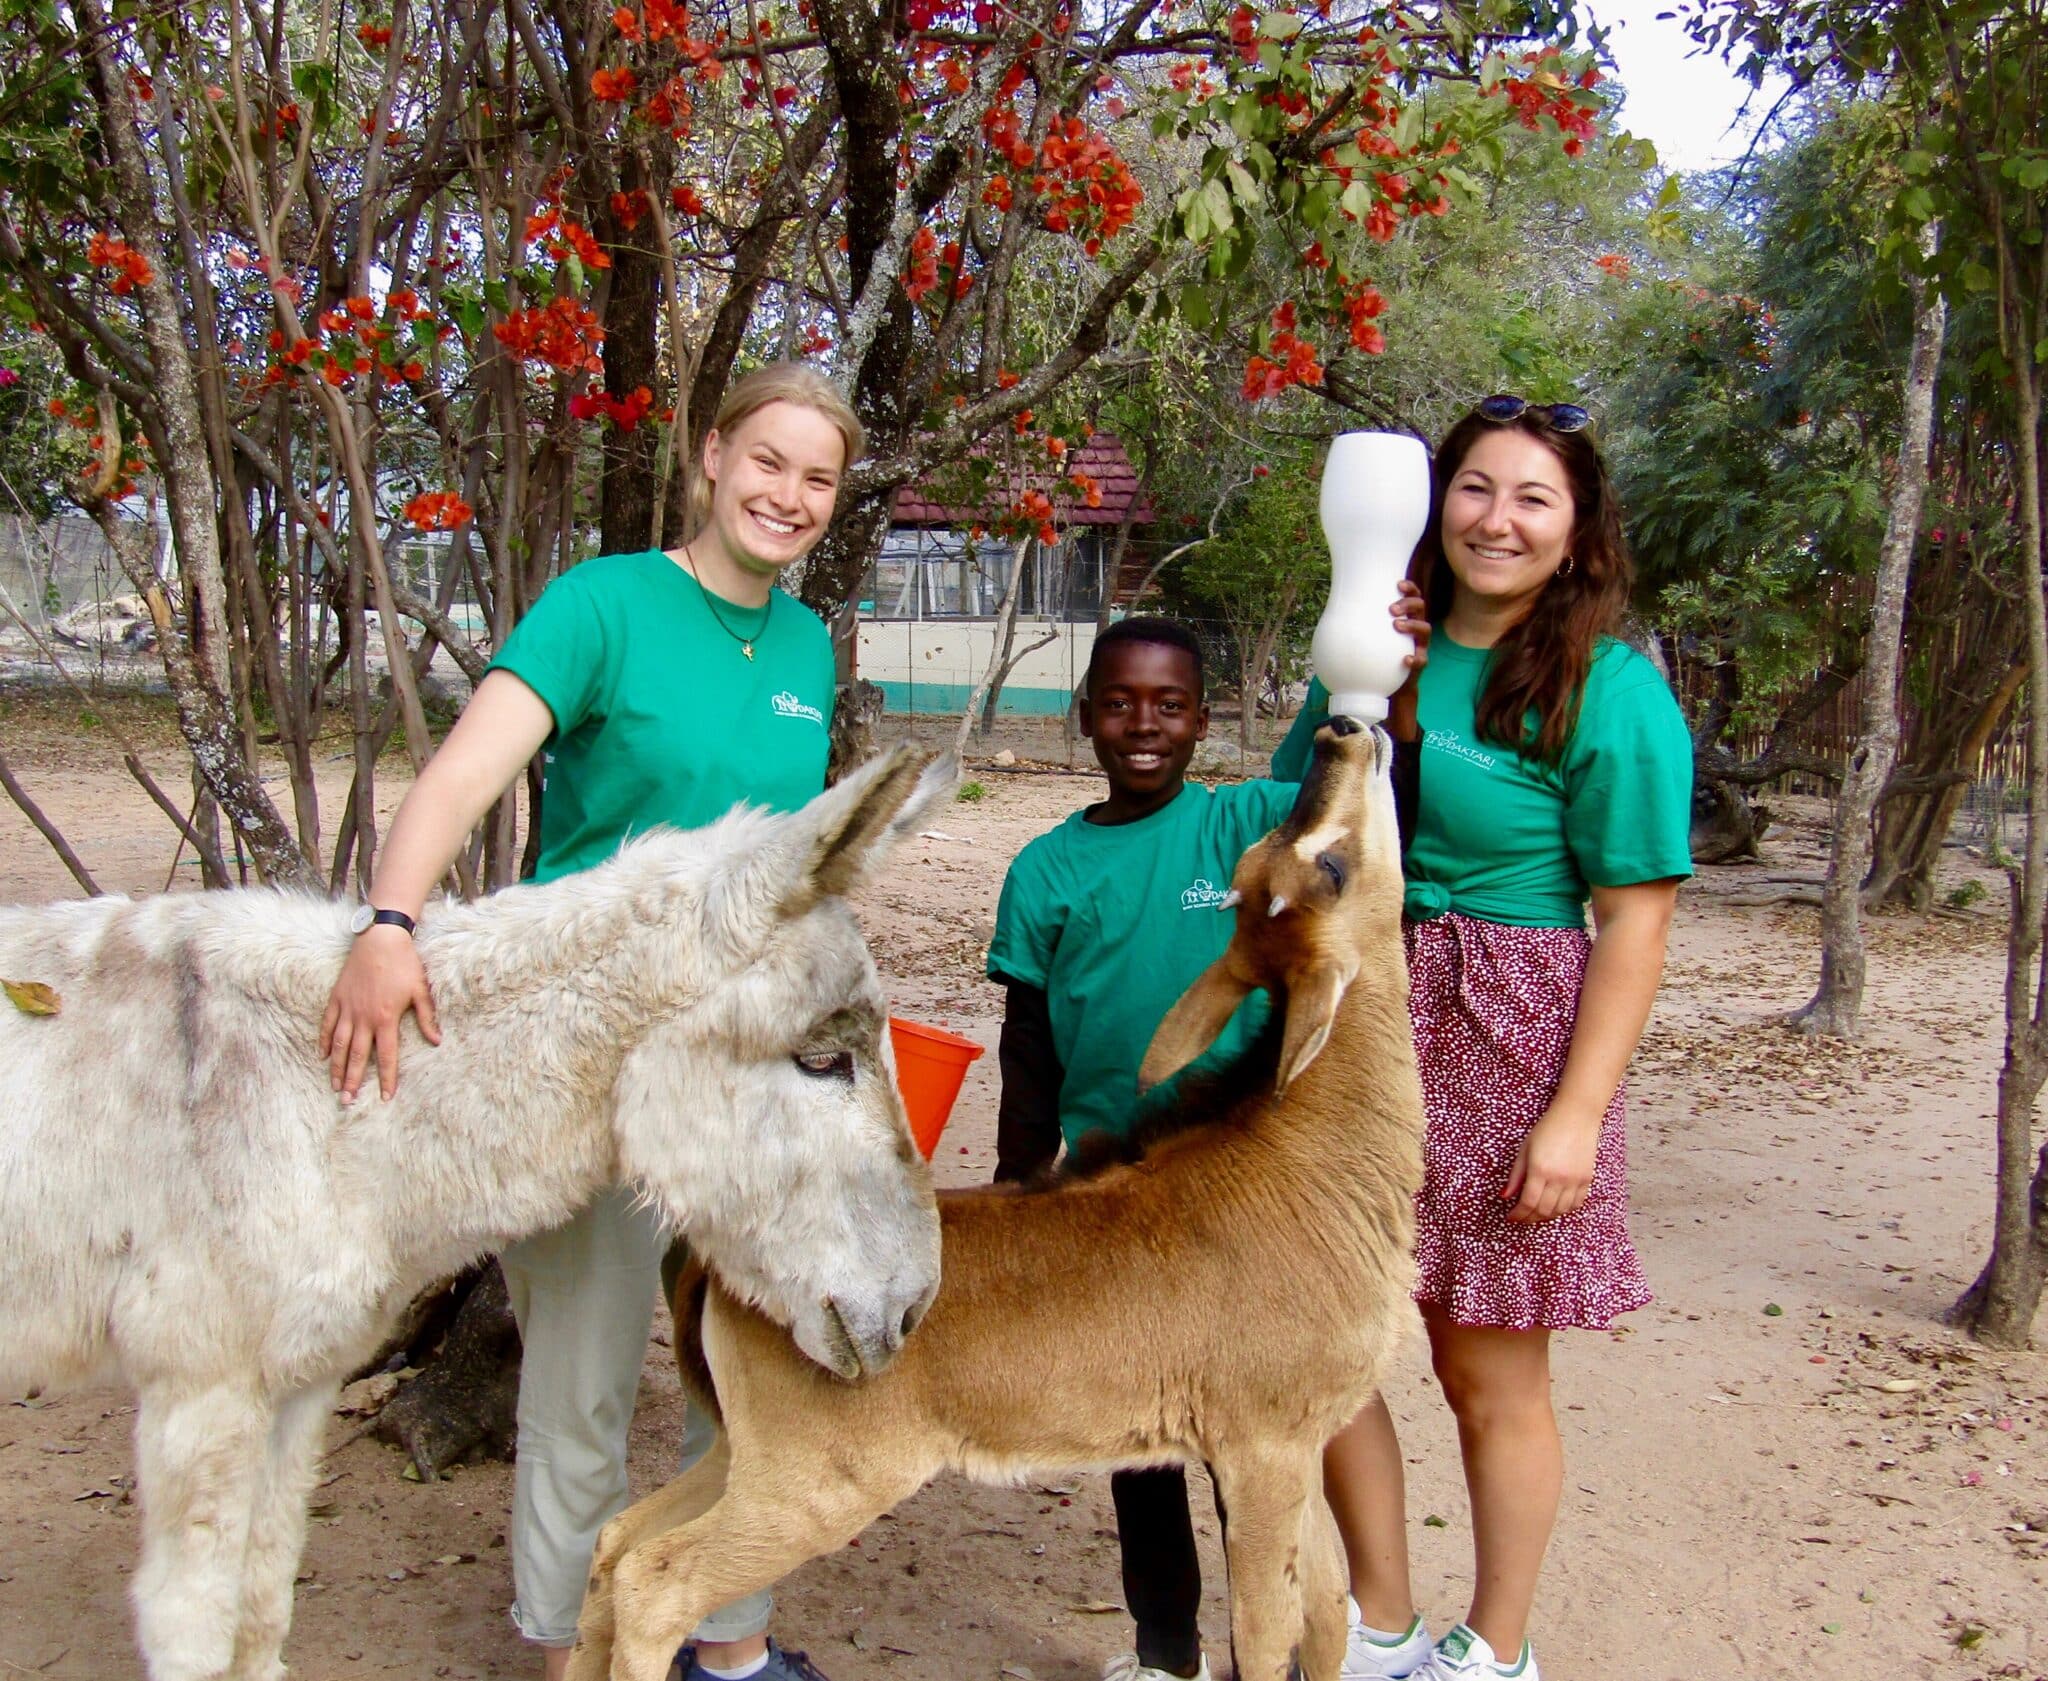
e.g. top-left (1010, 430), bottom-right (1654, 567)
top-left (0, 746), bottom-right (949, 1681)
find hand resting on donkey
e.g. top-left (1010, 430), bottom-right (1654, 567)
top-left (0, 746), bottom-right (950, 1681)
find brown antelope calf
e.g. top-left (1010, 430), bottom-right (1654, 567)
top-left (568, 717), bottom-right (1423, 1681)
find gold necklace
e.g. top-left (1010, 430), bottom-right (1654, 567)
top-left (680, 546), bottom-right (772, 660)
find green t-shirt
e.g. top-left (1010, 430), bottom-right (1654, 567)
top-left (986, 778), bottom-right (1300, 1149)
top-left (1276, 635), bottom-right (1693, 926)
top-left (486, 549), bottom-right (834, 883)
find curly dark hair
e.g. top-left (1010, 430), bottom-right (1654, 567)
top-left (1409, 405), bottom-right (1633, 764)
top-left (1087, 614), bottom-right (1205, 699)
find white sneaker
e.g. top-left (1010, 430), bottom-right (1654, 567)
top-left (1411, 1625), bottom-right (1538, 1680)
top-left (1102, 1653), bottom-right (1211, 1681)
top-left (1342, 1610), bottom-right (1434, 1679)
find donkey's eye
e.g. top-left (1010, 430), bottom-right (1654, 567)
top-left (793, 1049), bottom-right (855, 1079)
top-left (1317, 852), bottom-right (1347, 893)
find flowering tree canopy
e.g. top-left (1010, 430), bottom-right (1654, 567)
top-left (0, 0), bottom-right (1609, 885)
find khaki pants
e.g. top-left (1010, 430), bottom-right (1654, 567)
top-left (501, 1188), bottom-right (774, 1648)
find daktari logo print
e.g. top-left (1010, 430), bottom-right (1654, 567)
top-left (1179, 876), bottom-right (1235, 912)
top-left (771, 690), bottom-right (825, 726)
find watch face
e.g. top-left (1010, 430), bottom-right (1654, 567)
top-left (350, 903), bottom-right (374, 934)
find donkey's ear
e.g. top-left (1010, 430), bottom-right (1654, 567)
top-left (1138, 956), bottom-right (1254, 1092)
top-left (1275, 964), bottom-right (1347, 1093)
top-left (782, 746), bottom-right (949, 912)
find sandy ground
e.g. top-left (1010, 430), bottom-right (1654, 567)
top-left (1, 690), bottom-right (2043, 1681)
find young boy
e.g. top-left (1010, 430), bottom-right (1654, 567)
top-left (986, 609), bottom-right (1427, 1681)
top-left (984, 616), bottom-right (1299, 1681)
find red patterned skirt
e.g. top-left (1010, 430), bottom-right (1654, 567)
top-left (1404, 912), bottom-right (1652, 1331)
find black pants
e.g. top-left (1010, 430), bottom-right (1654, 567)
top-left (1112, 1465), bottom-right (1221, 1677)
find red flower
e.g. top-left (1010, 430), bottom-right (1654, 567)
top-left (404, 491), bottom-right (473, 532)
top-left (87, 232), bottom-right (154, 295)
top-left (591, 66), bottom-right (639, 101)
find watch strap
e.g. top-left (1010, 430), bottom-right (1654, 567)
top-left (362, 907), bottom-right (417, 937)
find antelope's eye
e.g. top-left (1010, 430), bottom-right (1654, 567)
top-left (1317, 852), bottom-right (1347, 892)
top-left (794, 1049), bottom-right (855, 1078)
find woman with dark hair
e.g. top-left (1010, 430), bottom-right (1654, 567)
top-left (1276, 397), bottom-right (1694, 1681)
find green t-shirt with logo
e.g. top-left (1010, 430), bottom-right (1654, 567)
top-left (1275, 634), bottom-right (1693, 926)
top-left (486, 549), bottom-right (834, 884)
top-left (986, 778), bottom-right (1300, 1149)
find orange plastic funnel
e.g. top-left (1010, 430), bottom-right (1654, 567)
top-left (889, 1016), bottom-right (985, 1160)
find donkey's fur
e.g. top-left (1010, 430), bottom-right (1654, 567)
top-left (569, 721), bottom-right (1424, 1681)
top-left (0, 748), bottom-right (949, 1681)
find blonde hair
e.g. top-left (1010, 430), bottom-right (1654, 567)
top-left (685, 363), bottom-right (865, 540)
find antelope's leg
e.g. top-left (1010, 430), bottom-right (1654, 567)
top-left (565, 1437), bottom-right (731, 1681)
top-left (605, 1448), bottom-right (922, 1681)
top-left (1211, 1447), bottom-right (1318, 1681)
top-left (1295, 1491), bottom-right (1351, 1681)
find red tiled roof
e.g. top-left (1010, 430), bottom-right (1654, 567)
top-left (890, 431), bottom-right (1155, 528)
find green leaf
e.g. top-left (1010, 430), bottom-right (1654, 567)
top-left (1961, 260), bottom-right (1995, 293)
top-left (1200, 176), bottom-right (1234, 235)
top-left (1762, 1302), bottom-right (1783, 1316)
top-left (2005, 155), bottom-right (2048, 192)
top-left (290, 61), bottom-right (338, 129)
top-left (1179, 282), bottom-right (1211, 330)
top-left (1897, 185), bottom-right (1935, 223)
top-left (1339, 179), bottom-right (1374, 222)
top-left (483, 277), bottom-right (511, 316)
top-left (1479, 50), bottom-right (1506, 92)
top-left (1394, 100), bottom-right (1422, 153)
top-left (1225, 160), bottom-right (1258, 207)
top-left (1899, 149), bottom-right (1935, 177)
top-left (1257, 9), bottom-right (1303, 38)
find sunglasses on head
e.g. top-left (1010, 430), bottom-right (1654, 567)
top-left (1477, 393), bottom-right (1592, 434)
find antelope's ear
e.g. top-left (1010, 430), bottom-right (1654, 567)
top-left (1139, 956), bottom-right (1254, 1091)
top-left (784, 746), bottom-right (947, 911)
top-left (1275, 964), bottom-right (1347, 1092)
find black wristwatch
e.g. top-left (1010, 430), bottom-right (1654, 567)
top-left (349, 904), bottom-right (417, 937)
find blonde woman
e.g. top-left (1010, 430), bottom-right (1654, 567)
top-left (321, 364), bottom-right (862, 1681)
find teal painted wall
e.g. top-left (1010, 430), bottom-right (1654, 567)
top-left (872, 680), bottom-right (1074, 717)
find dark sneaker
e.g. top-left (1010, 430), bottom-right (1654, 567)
top-left (676, 1640), bottom-right (837, 1681)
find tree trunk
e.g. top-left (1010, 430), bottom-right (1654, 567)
top-left (1868, 650), bottom-right (2026, 906)
top-left (371, 1264), bottom-right (523, 1479)
top-left (1789, 243), bottom-right (1945, 1037)
top-left (74, 3), bottom-right (312, 888)
top-left (958, 537), bottom-right (1056, 757)
top-left (1953, 223), bottom-right (2047, 1347)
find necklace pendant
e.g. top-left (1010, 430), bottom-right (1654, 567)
top-left (742, 642), bottom-right (754, 660)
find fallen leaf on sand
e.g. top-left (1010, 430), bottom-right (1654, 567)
top-left (1876, 1378), bottom-right (1921, 1393)
top-left (1002, 1665), bottom-right (1039, 1680)
top-left (1068, 1601), bottom-right (1123, 1615)
top-left (3, 979), bottom-right (60, 1016)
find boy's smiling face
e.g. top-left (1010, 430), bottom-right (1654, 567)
top-left (1079, 637), bottom-right (1209, 820)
